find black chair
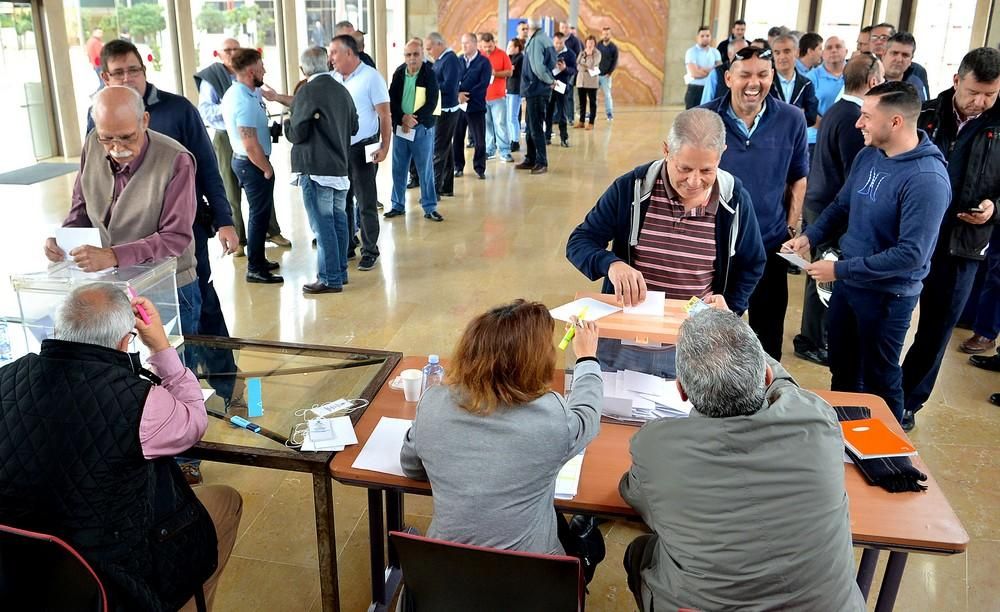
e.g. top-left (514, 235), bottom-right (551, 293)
top-left (390, 530), bottom-right (585, 612)
top-left (0, 523), bottom-right (108, 612)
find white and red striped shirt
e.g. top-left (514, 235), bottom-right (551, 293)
top-left (633, 173), bottom-right (718, 300)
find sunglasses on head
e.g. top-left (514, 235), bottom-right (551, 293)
top-left (731, 47), bottom-right (773, 63)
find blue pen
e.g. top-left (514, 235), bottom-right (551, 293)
top-left (230, 415), bottom-right (261, 433)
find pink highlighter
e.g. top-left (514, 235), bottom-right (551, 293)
top-left (127, 285), bottom-right (151, 325)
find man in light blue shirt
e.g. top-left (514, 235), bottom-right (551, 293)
top-left (807, 37), bottom-right (847, 147)
top-left (796, 33), bottom-right (824, 76)
top-left (221, 48), bottom-right (282, 284)
top-left (684, 26), bottom-right (722, 109)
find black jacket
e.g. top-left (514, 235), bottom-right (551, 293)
top-left (769, 71), bottom-right (819, 127)
top-left (921, 87), bottom-right (1000, 259)
top-left (389, 61), bottom-right (440, 129)
top-left (284, 75), bottom-right (358, 177)
top-left (804, 97), bottom-right (865, 217)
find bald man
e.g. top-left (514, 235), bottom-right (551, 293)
top-left (195, 38), bottom-right (285, 254)
top-left (45, 86), bottom-right (201, 334)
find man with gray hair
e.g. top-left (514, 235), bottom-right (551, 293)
top-left (567, 107), bottom-right (765, 376)
top-left (284, 47), bottom-right (359, 294)
top-left (0, 283), bottom-right (242, 610)
top-left (619, 308), bottom-right (865, 612)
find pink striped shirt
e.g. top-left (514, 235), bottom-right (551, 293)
top-left (633, 172), bottom-right (719, 300)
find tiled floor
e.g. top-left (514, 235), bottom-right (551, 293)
top-left (2, 106), bottom-right (997, 611)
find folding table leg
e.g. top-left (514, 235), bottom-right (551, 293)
top-left (856, 548), bottom-right (881, 600)
top-left (368, 489), bottom-right (387, 606)
top-left (386, 490), bottom-right (404, 567)
top-left (873, 551), bottom-right (908, 612)
top-left (313, 474), bottom-right (341, 612)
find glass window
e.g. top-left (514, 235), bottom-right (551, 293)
top-left (742, 0), bottom-right (799, 41)
top-left (913, 0), bottom-right (977, 96)
top-left (817, 0), bottom-right (865, 55)
top-left (295, 0), bottom-right (338, 53)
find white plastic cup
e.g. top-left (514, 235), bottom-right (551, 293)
top-left (400, 369), bottom-right (424, 402)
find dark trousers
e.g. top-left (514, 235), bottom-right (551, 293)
top-left (901, 250), bottom-right (980, 413)
top-left (747, 251), bottom-right (790, 360)
top-left (524, 94), bottom-right (550, 167)
top-left (190, 221), bottom-right (237, 402)
top-left (684, 84), bottom-right (704, 109)
top-left (347, 139), bottom-right (380, 258)
top-left (578, 88), bottom-right (597, 124)
top-left (546, 88), bottom-right (570, 141)
top-left (794, 207), bottom-right (837, 353)
top-left (828, 283), bottom-right (919, 422)
top-left (973, 225), bottom-right (1000, 338)
top-left (623, 534), bottom-right (656, 611)
top-left (433, 110), bottom-right (460, 194)
top-left (453, 110), bottom-right (486, 175)
top-left (231, 156), bottom-right (274, 274)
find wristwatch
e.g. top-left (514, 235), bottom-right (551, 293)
top-left (787, 226), bottom-right (798, 238)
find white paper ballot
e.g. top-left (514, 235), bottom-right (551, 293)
top-left (56, 227), bottom-right (102, 260)
top-left (458, 102), bottom-right (468, 112)
top-left (301, 416), bottom-right (358, 452)
top-left (364, 142), bottom-right (381, 163)
top-left (351, 417), bottom-right (413, 476)
top-left (394, 125), bottom-right (416, 141)
top-left (201, 389), bottom-right (216, 401)
top-left (588, 67), bottom-right (601, 77)
top-left (555, 452), bottom-right (585, 499)
top-left (624, 290), bottom-right (666, 316)
top-left (552, 67), bottom-right (563, 76)
top-left (549, 297), bottom-right (620, 323)
top-left (553, 80), bottom-right (567, 94)
top-left (778, 251), bottom-right (811, 269)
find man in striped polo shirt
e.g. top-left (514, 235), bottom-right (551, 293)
top-left (567, 108), bottom-right (767, 377)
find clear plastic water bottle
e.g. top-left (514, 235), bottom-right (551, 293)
top-left (0, 320), bottom-right (12, 364)
top-left (421, 354), bottom-right (445, 395)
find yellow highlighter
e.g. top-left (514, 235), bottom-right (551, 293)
top-left (558, 306), bottom-right (590, 351)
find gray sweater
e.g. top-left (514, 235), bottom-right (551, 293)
top-left (400, 360), bottom-right (603, 554)
top-left (619, 359), bottom-right (866, 611)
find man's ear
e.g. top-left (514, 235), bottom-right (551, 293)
top-left (675, 378), bottom-right (688, 402)
top-left (141, 111), bottom-right (150, 130)
top-left (764, 364), bottom-right (774, 386)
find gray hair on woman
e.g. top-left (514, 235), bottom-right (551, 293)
top-left (666, 107), bottom-right (727, 156)
top-left (54, 283), bottom-right (135, 350)
top-left (300, 46), bottom-right (330, 76)
top-left (675, 309), bottom-right (768, 418)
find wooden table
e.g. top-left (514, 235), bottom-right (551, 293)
top-left (331, 357), bottom-right (968, 612)
top-left (575, 292), bottom-right (688, 345)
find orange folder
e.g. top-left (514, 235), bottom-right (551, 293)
top-left (840, 418), bottom-right (917, 459)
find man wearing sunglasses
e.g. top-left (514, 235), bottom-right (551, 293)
top-left (702, 46), bottom-right (809, 361)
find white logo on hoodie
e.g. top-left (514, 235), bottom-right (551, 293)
top-left (858, 168), bottom-right (890, 201)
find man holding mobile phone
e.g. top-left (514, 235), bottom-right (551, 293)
top-left (898, 47), bottom-right (1000, 430)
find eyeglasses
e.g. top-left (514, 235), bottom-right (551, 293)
top-left (870, 34), bottom-right (891, 41)
top-left (126, 331), bottom-right (137, 343)
top-left (731, 47), bottom-right (773, 63)
top-left (105, 65), bottom-right (146, 80)
top-left (860, 52), bottom-right (878, 73)
top-left (97, 132), bottom-right (140, 145)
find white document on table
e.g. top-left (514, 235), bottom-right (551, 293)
top-left (623, 369), bottom-right (670, 396)
top-left (623, 290), bottom-right (666, 316)
top-left (549, 297), bottom-right (620, 323)
top-left (553, 80), bottom-right (567, 94)
top-left (55, 227), bottom-right (102, 261)
top-left (588, 67), bottom-right (601, 77)
top-left (555, 452), bottom-right (585, 499)
top-left (201, 389), bottom-right (216, 401)
top-left (301, 416), bottom-right (357, 452)
top-left (364, 142), bottom-right (381, 163)
top-left (351, 417), bottom-right (413, 476)
top-left (777, 251), bottom-right (811, 269)
top-left (394, 125), bottom-right (416, 141)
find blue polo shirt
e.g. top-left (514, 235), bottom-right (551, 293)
top-left (221, 81), bottom-right (271, 157)
top-left (808, 65), bottom-right (845, 144)
top-left (795, 58), bottom-right (810, 76)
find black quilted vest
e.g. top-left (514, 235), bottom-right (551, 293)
top-left (0, 339), bottom-right (217, 611)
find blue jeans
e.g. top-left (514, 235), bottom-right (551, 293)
top-left (177, 280), bottom-right (203, 336)
top-left (596, 338), bottom-right (677, 379)
top-left (391, 125), bottom-right (437, 214)
top-left (827, 283), bottom-right (919, 422)
top-left (506, 94), bottom-right (521, 144)
top-left (231, 156), bottom-right (275, 274)
top-left (485, 98), bottom-right (510, 157)
top-left (598, 75), bottom-right (614, 117)
top-left (300, 176), bottom-right (349, 287)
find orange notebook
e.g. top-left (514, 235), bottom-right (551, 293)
top-left (840, 418), bottom-right (917, 460)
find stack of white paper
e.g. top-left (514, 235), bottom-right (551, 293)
top-left (549, 298), bottom-right (621, 323)
top-left (555, 452), bottom-right (585, 500)
top-left (623, 291), bottom-right (666, 316)
top-left (300, 416), bottom-right (359, 452)
top-left (351, 417), bottom-right (413, 476)
top-left (600, 369), bottom-right (692, 422)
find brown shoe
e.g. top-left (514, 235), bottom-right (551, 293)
top-left (179, 462), bottom-right (203, 486)
top-left (515, 161), bottom-right (535, 170)
top-left (585, 123), bottom-right (594, 130)
top-left (573, 121), bottom-right (585, 129)
top-left (530, 165), bottom-right (548, 175)
top-left (960, 334), bottom-right (996, 354)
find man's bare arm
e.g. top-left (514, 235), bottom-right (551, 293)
top-left (239, 126), bottom-right (274, 179)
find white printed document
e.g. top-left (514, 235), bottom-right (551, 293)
top-left (301, 416), bottom-right (358, 452)
top-left (351, 417), bottom-right (413, 476)
top-left (55, 227), bottom-right (102, 260)
top-left (549, 297), bottom-right (621, 323)
top-left (778, 251), bottom-right (811, 269)
top-left (623, 290), bottom-right (666, 316)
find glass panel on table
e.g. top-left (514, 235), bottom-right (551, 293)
top-left (191, 337), bottom-right (389, 452)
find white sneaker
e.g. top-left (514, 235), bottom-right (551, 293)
top-left (486, 153), bottom-right (497, 161)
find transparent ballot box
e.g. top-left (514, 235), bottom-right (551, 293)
top-left (9, 258), bottom-right (181, 359)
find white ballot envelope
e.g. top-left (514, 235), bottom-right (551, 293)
top-left (364, 142), bottom-right (381, 163)
top-left (395, 125), bottom-right (416, 141)
top-left (588, 67), bottom-right (601, 77)
top-left (778, 251), bottom-right (811, 269)
top-left (553, 80), bottom-right (567, 94)
top-left (56, 227), bottom-right (102, 261)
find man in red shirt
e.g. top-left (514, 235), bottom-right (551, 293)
top-left (479, 32), bottom-right (515, 162)
top-left (85, 28), bottom-right (104, 93)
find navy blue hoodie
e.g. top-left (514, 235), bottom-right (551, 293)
top-left (804, 134), bottom-right (951, 296)
top-left (566, 160), bottom-right (766, 315)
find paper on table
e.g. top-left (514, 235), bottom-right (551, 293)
top-left (623, 290), bottom-right (666, 316)
top-left (554, 452), bottom-right (585, 499)
top-left (549, 297), bottom-right (620, 323)
top-left (301, 416), bottom-right (357, 452)
top-left (201, 388), bottom-right (216, 401)
top-left (351, 417), bottom-right (413, 476)
top-left (588, 67), bottom-right (601, 77)
top-left (364, 142), bottom-right (381, 163)
top-left (553, 80), bottom-right (567, 94)
top-left (55, 227), bottom-right (102, 261)
top-left (777, 251), bottom-right (811, 269)
top-left (394, 125), bottom-right (416, 141)
top-left (623, 369), bottom-right (670, 396)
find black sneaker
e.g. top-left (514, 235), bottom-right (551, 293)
top-left (454, 170), bottom-right (463, 177)
top-left (358, 255), bottom-right (378, 271)
top-left (424, 211), bottom-right (444, 222)
top-left (406, 179), bottom-right (418, 189)
top-left (246, 270), bottom-right (284, 284)
top-left (901, 410), bottom-right (916, 432)
top-left (383, 209), bottom-right (405, 218)
top-left (510, 142), bottom-right (520, 152)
